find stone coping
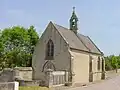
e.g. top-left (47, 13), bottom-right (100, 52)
top-left (0, 81), bottom-right (18, 84)
top-left (1, 67), bottom-right (33, 71)
top-left (14, 67), bottom-right (32, 71)
top-left (3, 68), bottom-right (13, 71)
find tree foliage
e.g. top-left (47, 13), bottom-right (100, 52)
top-left (105, 55), bottom-right (120, 71)
top-left (0, 26), bottom-right (39, 69)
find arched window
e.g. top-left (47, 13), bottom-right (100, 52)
top-left (97, 56), bottom-right (100, 70)
top-left (45, 39), bottom-right (54, 60)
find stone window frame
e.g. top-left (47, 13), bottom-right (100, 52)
top-left (97, 56), bottom-right (101, 70)
top-left (45, 39), bottom-right (54, 60)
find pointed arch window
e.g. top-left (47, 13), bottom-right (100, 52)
top-left (97, 56), bottom-right (101, 70)
top-left (45, 39), bottom-right (54, 60)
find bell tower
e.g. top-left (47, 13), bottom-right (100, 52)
top-left (69, 7), bottom-right (78, 34)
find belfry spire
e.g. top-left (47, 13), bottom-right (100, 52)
top-left (69, 7), bottom-right (78, 34)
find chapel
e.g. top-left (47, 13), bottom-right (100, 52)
top-left (32, 7), bottom-right (105, 85)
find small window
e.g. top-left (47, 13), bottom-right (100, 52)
top-left (45, 39), bottom-right (54, 60)
top-left (97, 57), bottom-right (100, 70)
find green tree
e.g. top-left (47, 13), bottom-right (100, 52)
top-left (105, 55), bottom-right (120, 72)
top-left (0, 26), bottom-right (39, 68)
top-left (105, 56), bottom-right (112, 71)
top-left (111, 55), bottom-right (119, 72)
top-left (27, 26), bottom-right (39, 66)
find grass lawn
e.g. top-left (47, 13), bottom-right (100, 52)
top-left (19, 86), bottom-right (49, 90)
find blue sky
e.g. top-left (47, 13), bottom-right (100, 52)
top-left (0, 0), bottom-right (120, 56)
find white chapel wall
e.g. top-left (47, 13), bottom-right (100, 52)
top-left (70, 49), bottom-right (89, 84)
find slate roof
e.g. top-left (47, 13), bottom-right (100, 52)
top-left (53, 23), bottom-right (102, 55)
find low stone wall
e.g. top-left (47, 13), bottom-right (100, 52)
top-left (0, 67), bottom-right (33, 83)
top-left (14, 67), bottom-right (32, 81)
top-left (0, 68), bottom-right (14, 82)
top-left (0, 82), bottom-right (19, 90)
top-left (106, 69), bottom-right (120, 79)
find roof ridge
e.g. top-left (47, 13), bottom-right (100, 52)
top-left (53, 23), bottom-right (82, 35)
top-left (76, 34), bottom-right (90, 51)
top-left (77, 33), bottom-right (87, 37)
top-left (77, 34), bottom-right (102, 54)
top-left (52, 23), bottom-right (69, 45)
top-left (52, 22), bottom-right (102, 55)
top-left (53, 23), bottom-right (68, 29)
top-left (87, 36), bottom-right (102, 54)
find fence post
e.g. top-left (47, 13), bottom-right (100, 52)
top-left (45, 69), bottom-right (53, 88)
top-left (14, 82), bottom-right (19, 90)
top-left (65, 71), bottom-right (69, 83)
